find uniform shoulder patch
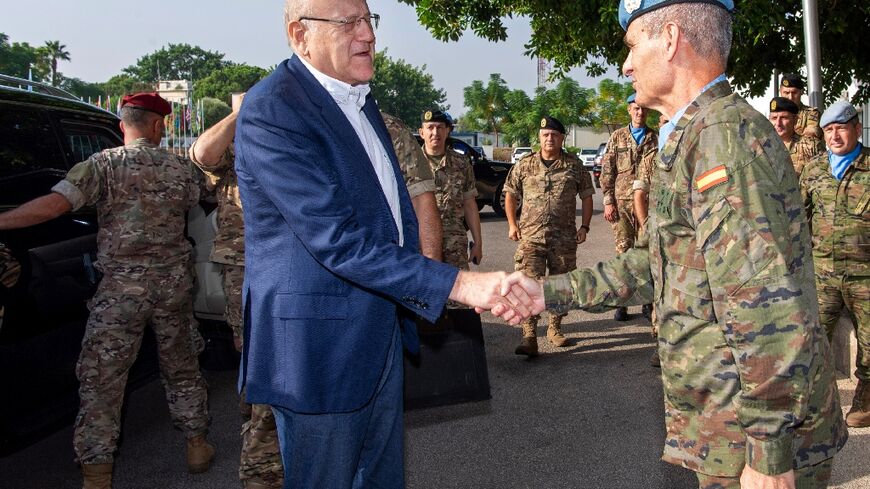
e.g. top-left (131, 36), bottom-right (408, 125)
top-left (695, 165), bottom-right (728, 193)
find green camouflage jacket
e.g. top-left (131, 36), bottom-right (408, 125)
top-left (504, 151), bottom-right (594, 244)
top-left (800, 146), bottom-right (870, 277)
top-left (426, 147), bottom-right (477, 241)
top-left (190, 140), bottom-right (244, 266)
top-left (797, 104), bottom-right (822, 139)
top-left (601, 125), bottom-right (659, 205)
top-left (52, 138), bottom-right (207, 273)
top-left (544, 80), bottom-right (846, 477)
top-left (381, 112), bottom-right (435, 199)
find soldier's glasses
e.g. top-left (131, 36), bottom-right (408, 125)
top-left (299, 13), bottom-right (380, 32)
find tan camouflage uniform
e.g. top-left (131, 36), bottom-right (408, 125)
top-left (0, 242), bottom-right (20, 327)
top-left (544, 81), bottom-right (847, 480)
top-left (190, 140), bottom-right (283, 487)
top-left (425, 149), bottom-right (477, 270)
top-left (797, 104), bottom-right (822, 139)
top-left (800, 146), bottom-right (870, 382)
top-left (381, 112), bottom-right (435, 199)
top-left (786, 133), bottom-right (825, 175)
top-left (50, 138), bottom-right (211, 465)
top-left (504, 151), bottom-right (594, 337)
top-left (601, 125), bottom-right (659, 253)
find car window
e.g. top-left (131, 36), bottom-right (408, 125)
top-left (61, 122), bottom-right (122, 163)
top-left (0, 106), bottom-right (67, 206)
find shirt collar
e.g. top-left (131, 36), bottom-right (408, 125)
top-left (297, 55), bottom-right (370, 110)
top-left (658, 73), bottom-right (727, 151)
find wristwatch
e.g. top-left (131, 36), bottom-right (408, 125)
top-left (580, 225), bottom-right (590, 233)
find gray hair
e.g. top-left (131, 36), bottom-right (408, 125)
top-left (639, 3), bottom-right (732, 68)
top-left (120, 106), bottom-right (160, 129)
top-left (284, 0), bottom-right (316, 47)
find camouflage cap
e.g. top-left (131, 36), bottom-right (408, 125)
top-left (769, 97), bottom-right (799, 115)
top-left (820, 100), bottom-right (859, 127)
top-left (780, 73), bottom-right (805, 91)
top-left (618, 0), bottom-right (734, 30)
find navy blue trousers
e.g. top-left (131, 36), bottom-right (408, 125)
top-left (272, 327), bottom-right (404, 489)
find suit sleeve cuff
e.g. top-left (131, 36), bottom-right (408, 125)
top-left (745, 435), bottom-right (794, 476)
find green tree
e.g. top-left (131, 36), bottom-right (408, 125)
top-left (123, 43), bottom-right (227, 82)
top-left (462, 74), bottom-right (511, 147)
top-left (61, 77), bottom-right (103, 100)
top-left (0, 33), bottom-right (48, 81)
top-left (100, 74), bottom-right (153, 98)
top-left (201, 97), bottom-right (232, 131)
top-left (42, 40), bottom-right (70, 86)
top-left (370, 50), bottom-right (447, 127)
top-left (589, 79), bottom-right (634, 134)
top-left (401, 0), bottom-right (870, 104)
top-left (193, 63), bottom-right (269, 105)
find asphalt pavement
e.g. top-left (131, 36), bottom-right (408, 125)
top-left (1, 191), bottom-right (867, 489)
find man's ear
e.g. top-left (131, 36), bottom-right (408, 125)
top-left (288, 21), bottom-right (309, 56)
top-left (662, 22), bottom-right (681, 62)
top-left (119, 120), bottom-right (126, 135)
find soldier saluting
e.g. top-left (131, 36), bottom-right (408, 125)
top-left (0, 93), bottom-right (214, 489)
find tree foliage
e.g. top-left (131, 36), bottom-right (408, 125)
top-left (462, 74), bottom-right (511, 146)
top-left (590, 79), bottom-right (634, 134)
top-left (401, 0), bottom-right (870, 104)
top-left (370, 50), bottom-right (447, 128)
top-left (498, 79), bottom-right (595, 146)
top-left (201, 97), bottom-right (232, 131)
top-left (123, 43), bottom-right (227, 82)
top-left (43, 40), bottom-right (70, 86)
top-left (0, 33), bottom-right (49, 81)
top-left (193, 63), bottom-right (269, 104)
top-left (100, 74), bottom-right (153, 98)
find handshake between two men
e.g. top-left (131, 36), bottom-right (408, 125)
top-left (448, 270), bottom-right (546, 324)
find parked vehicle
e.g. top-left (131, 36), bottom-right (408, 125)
top-left (0, 75), bottom-right (230, 454)
top-left (579, 148), bottom-right (598, 170)
top-left (511, 146), bottom-right (532, 164)
top-left (416, 136), bottom-right (518, 217)
top-left (592, 142), bottom-right (607, 188)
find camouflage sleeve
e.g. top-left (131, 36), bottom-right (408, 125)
top-left (543, 247), bottom-right (654, 315)
top-left (576, 160), bottom-right (595, 199)
top-left (383, 113), bottom-right (436, 199)
top-left (190, 138), bottom-right (234, 192)
top-left (600, 132), bottom-right (618, 205)
top-left (51, 154), bottom-right (105, 211)
top-left (633, 147), bottom-right (657, 193)
top-left (185, 158), bottom-right (207, 207)
top-left (0, 243), bottom-right (20, 289)
top-left (461, 155), bottom-right (478, 201)
top-left (690, 122), bottom-right (817, 475)
top-left (503, 161), bottom-right (522, 199)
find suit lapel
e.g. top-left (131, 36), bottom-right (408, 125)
top-left (286, 56), bottom-right (401, 243)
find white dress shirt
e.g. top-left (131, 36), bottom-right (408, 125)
top-left (298, 55), bottom-right (403, 245)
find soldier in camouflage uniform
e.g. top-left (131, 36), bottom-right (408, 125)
top-left (601, 93), bottom-right (658, 321)
top-left (504, 2), bottom-right (847, 487)
top-left (418, 110), bottom-right (481, 277)
top-left (190, 93), bottom-right (284, 489)
top-left (768, 97), bottom-right (825, 175)
top-left (780, 73), bottom-right (823, 140)
top-left (800, 101), bottom-right (870, 429)
top-left (382, 111), bottom-right (442, 261)
top-left (0, 93), bottom-right (214, 489)
top-left (0, 242), bottom-right (20, 329)
top-left (504, 116), bottom-right (594, 356)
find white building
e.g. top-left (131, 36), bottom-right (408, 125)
top-left (156, 80), bottom-right (192, 105)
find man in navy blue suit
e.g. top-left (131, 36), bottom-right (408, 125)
top-left (235, 1), bottom-right (532, 487)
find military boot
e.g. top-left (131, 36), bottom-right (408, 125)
top-left (186, 435), bottom-right (215, 474)
top-left (846, 380), bottom-right (870, 428)
top-left (82, 463), bottom-right (112, 489)
top-left (614, 307), bottom-right (629, 321)
top-left (546, 316), bottom-right (569, 347)
top-left (514, 319), bottom-right (538, 356)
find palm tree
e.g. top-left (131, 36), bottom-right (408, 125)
top-left (43, 40), bottom-right (70, 86)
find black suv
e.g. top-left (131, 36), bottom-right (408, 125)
top-left (415, 136), bottom-right (516, 217)
top-left (0, 76), bottom-right (231, 453)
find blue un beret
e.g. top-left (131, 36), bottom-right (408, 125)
top-left (618, 0), bottom-right (735, 30)
top-left (820, 101), bottom-right (859, 128)
top-left (627, 93), bottom-right (637, 104)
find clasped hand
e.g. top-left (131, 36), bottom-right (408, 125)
top-left (450, 271), bottom-right (546, 324)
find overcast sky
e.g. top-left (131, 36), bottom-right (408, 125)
top-left (4, 0), bottom-right (621, 116)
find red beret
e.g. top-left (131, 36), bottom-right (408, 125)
top-left (121, 92), bottom-right (172, 117)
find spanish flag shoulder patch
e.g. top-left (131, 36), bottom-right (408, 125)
top-left (695, 165), bottom-right (728, 193)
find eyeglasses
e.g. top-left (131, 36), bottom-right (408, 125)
top-left (299, 13), bottom-right (380, 32)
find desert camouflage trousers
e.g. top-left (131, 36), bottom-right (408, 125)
top-left (515, 239), bottom-right (577, 332)
top-left (73, 267), bottom-right (209, 464)
top-left (224, 265), bottom-right (284, 485)
top-left (696, 459), bottom-right (832, 489)
top-left (609, 199), bottom-right (638, 254)
top-left (816, 273), bottom-right (870, 381)
top-left (444, 231), bottom-right (470, 309)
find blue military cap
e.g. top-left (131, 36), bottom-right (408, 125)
top-left (619, 0), bottom-right (735, 30)
top-left (627, 93), bottom-right (637, 104)
top-left (820, 101), bottom-right (859, 128)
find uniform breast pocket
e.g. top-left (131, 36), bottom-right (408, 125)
top-left (616, 148), bottom-right (634, 173)
top-left (845, 177), bottom-right (870, 218)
